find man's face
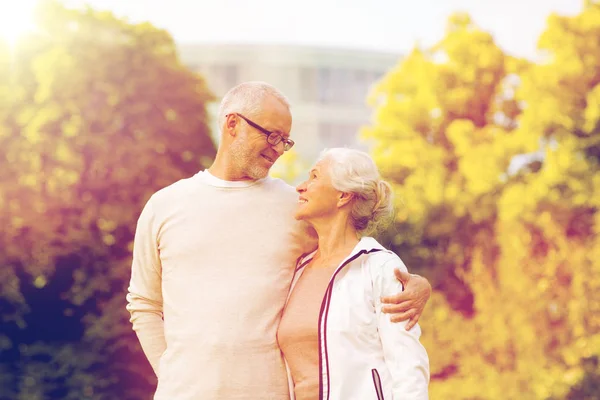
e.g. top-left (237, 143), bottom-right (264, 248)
top-left (229, 96), bottom-right (293, 180)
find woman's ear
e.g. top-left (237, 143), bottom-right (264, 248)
top-left (337, 192), bottom-right (353, 208)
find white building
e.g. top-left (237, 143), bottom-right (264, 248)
top-left (178, 43), bottom-right (400, 164)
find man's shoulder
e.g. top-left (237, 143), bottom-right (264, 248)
top-left (260, 177), bottom-right (297, 200)
top-left (148, 175), bottom-right (198, 204)
top-left (263, 176), bottom-right (295, 192)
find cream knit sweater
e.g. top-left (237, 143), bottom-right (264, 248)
top-left (126, 171), bottom-right (315, 399)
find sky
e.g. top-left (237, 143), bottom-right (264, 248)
top-left (58, 0), bottom-right (584, 58)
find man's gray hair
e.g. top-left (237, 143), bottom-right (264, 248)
top-left (217, 81), bottom-right (291, 129)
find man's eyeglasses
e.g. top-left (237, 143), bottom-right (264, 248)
top-left (231, 113), bottom-right (295, 151)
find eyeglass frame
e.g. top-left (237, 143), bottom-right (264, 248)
top-left (229, 113), bottom-right (295, 151)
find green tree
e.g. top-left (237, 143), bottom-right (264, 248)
top-left (364, 12), bottom-right (522, 314)
top-left (0, 1), bottom-right (215, 398)
top-left (365, 4), bottom-right (599, 399)
top-left (491, 3), bottom-right (600, 397)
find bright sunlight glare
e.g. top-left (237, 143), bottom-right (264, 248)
top-left (0, 0), bottom-right (39, 45)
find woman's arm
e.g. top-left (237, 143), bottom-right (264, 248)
top-left (372, 256), bottom-right (430, 399)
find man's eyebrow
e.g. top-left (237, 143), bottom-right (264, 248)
top-left (271, 128), bottom-right (289, 138)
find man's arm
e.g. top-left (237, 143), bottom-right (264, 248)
top-left (381, 270), bottom-right (432, 330)
top-left (126, 199), bottom-right (166, 377)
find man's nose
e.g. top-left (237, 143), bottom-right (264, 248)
top-left (272, 140), bottom-right (285, 156)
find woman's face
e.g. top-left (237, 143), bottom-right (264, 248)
top-left (294, 158), bottom-right (342, 222)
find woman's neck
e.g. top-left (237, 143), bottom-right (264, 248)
top-left (311, 216), bottom-right (359, 265)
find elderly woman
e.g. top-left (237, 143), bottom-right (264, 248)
top-left (277, 148), bottom-right (430, 400)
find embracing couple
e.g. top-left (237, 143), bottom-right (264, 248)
top-left (126, 81), bottom-right (431, 399)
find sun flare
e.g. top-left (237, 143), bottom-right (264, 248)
top-left (0, 0), bottom-right (38, 45)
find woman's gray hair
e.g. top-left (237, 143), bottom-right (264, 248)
top-left (217, 81), bottom-right (291, 128)
top-left (319, 148), bottom-right (394, 236)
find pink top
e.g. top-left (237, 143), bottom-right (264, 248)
top-left (277, 263), bottom-right (337, 400)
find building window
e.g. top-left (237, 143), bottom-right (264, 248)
top-left (314, 68), bottom-right (385, 106)
top-left (318, 122), bottom-right (361, 147)
top-left (299, 67), bottom-right (317, 102)
top-left (316, 67), bottom-right (332, 103)
top-left (207, 64), bottom-right (240, 95)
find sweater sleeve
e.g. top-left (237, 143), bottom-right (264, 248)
top-left (372, 255), bottom-right (430, 399)
top-left (126, 198), bottom-right (166, 377)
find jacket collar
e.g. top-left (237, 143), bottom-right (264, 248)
top-left (299, 236), bottom-right (385, 268)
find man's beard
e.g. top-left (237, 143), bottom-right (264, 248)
top-left (229, 138), bottom-right (270, 180)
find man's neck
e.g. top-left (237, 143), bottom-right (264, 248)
top-left (208, 157), bottom-right (256, 182)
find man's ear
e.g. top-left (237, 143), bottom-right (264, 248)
top-left (338, 191), bottom-right (353, 208)
top-left (225, 114), bottom-right (237, 137)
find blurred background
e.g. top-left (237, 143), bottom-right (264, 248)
top-left (0, 0), bottom-right (598, 399)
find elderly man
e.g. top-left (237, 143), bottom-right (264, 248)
top-left (126, 81), bottom-right (431, 399)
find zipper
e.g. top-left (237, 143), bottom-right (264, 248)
top-left (371, 368), bottom-right (385, 400)
top-left (317, 248), bottom-right (383, 400)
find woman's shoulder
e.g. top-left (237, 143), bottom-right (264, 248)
top-left (360, 238), bottom-right (408, 275)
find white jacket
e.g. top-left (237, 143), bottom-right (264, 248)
top-left (284, 237), bottom-right (430, 400)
